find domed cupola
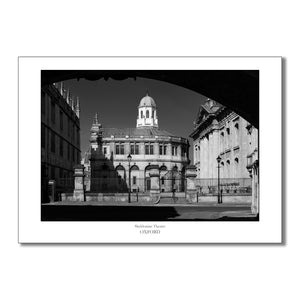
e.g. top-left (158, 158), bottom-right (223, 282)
top-left (138, 93), bottom-right (157, 108)
top-left (136, 92), bottom-right (158, 128)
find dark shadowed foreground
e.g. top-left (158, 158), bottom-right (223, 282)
top-left (41, 203), bottom-right (258, 221)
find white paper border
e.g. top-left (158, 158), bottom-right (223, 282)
top-left (18, 57), bottom-right (282, 243)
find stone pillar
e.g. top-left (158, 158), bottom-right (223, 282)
top-left (149, 165), bottom-right (160, 202)
top-left (48, 180), bottom-right (56, 203)
top-left (251, 159), bottom-right (259, 215)
top-left (177, 144), bottom-right (182, 158)
top-left (154, 142), bottom-right (159, 155)
top-left (212, 129), bottom-right (219, 178)
top-left (186, 166), bottom-right (197, 203)
top-left (73, 165), bottom-right (85, 202)
top-left (167, 142), bottom-right (172, 157)
top-left (200, 138), bottom-right (203, 178)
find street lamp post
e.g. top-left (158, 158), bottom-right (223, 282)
top-left (217, 155), bottom-right (222, 204)
top-left (127, 154), bottom-right (132, 203)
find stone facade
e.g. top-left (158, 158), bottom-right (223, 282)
top-left (190, 98), bottom-right (259, 212)
top-left (41, 82), bottom-right (81, 202)
top-left (190, 98), bottom-right (258, 180)
top-left (85, 93), bottom-right (190, 193)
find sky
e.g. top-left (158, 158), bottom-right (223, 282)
top-left (63, 77), bottom-right (207, 164)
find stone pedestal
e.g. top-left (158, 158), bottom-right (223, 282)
top-left (48, 180), bottom-right (56, 203)
top-left (149, 165), bottom-right (160, 202)
top-left (73, 165), bottom-right (85, 202)
top-left (251, 160), bottom-right (259, 215)
top-left (186, 166), bottom-right (197, 203)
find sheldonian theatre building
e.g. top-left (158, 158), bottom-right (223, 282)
top-left (82, 93), bottom-right (190, 193)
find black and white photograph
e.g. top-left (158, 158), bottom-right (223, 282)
top-left (18, 56), bottom-right (281, 244)
top-left (41, 70), bottom-right (259, 222)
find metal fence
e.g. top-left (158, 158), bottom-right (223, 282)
top-left (54, 176), bottom-right (251, 196)
top-left (194, 178), bottom-right (252, 195)
top-left (86, 176), bottom-right (186, 193)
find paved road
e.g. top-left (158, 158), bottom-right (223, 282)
top-left (41, 203), bottom-right (257, 221)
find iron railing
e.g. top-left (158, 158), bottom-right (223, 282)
top-left (194, 178), bottom-right (252, 195)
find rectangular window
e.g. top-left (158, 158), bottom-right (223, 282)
top-left (150, 144), bottom-right (154, 155)
top-left (67, 143), bottom-right (70, 160)
top-left (59, 138), bottom-right (63, 157)
top-left (41, 124), bottom-right (45, 148)
top-left (51, 131), bottom-right (55, 153)
top-left (77, 128), bottom-right (80, 146)
top-left (67, 118), bottom-right (70, 137)
top-left (120, 143), bottom-right (124, 154)
top-left (145, 144), bottom-right (150, 155)
top-left (72, 147), bottom-right (75, 162)
top-left (130, 143), bottom-right (139, 155)
top-left (60, 110), bottom-right (63, 131)
top-left (234, 121), bottom-right (239, 146)
top-left (51, 166), bottom-right (55, 179)
top-left (133, 176), bottom-right (137, 185)
top-left (41, 91), bottom-right (46, 115)
top-left (159, 144), bottom-right (167, 155)
top-left (172, 145), bottom-right (177, 156)
top-left (51, 100), bottom-right (55, 123)
top-left (116, 143), bottom-right (124, 155)
top-left (145, 143), bottom-right (154, 155)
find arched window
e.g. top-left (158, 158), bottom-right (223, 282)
top-left (116, 165), bottom-right (125, 171)
top-left (160, 165), bottom-right (167, 171)
top-left (131, 165), bottom-right (139, 171)
top-left (146, 110), bottom-right (149, 118)
top-left (116, 165), bottom-right (125, 179)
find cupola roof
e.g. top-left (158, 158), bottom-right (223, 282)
top-left (138, 93), bottom-right (156, 107)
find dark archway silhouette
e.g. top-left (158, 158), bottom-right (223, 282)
top-left (41, 70), bottom-right (259, 128)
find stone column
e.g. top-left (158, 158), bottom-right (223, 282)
top-left (177, 143), bottom-right (182, 158)
top-left (200, 138), bottom-right (203, 178)
top-left (186, 166), bottom-right (197, 203)
top-left (149, 165), bottom-right (160, 202)
top-left (167, 142), bottom-right (172, 157)
top-left (154, 141), bottom-right (159, 156)
top-left (73, 165), bottom-right (85, 202)
top-left (251, 159), bottom-right (259, 215)
top-left (212, 129), bottom-right (219, 178)
top-left (48, 180), bottom-right (56, 203)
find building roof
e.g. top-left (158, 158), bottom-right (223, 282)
top-left (138, 93), bottom-right (156, 107)
top-left (102, 127), bottom-right (178, 139)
